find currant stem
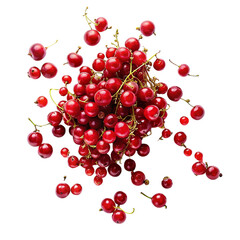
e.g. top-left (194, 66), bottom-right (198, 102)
top-left (76, 46), bottom-right (81, 54)
top-left (140, 192), bottom-right (152, 199)
top-left (181, 98), bottom-right (194, 108)
top-left (49, 88), bottom-right (64, 110)
top-left (114, 206), bottom-right (135, 214)
top-left (45, 40), bottom-right (58, 49)
top-left (28, 117), bottom-right (50, 131)
top-left (169, 59), bottom-right (180, 67)
top-left (112, 51), bottom-right (160, 98)
top-left (188, 73), bottom-right (199, 77)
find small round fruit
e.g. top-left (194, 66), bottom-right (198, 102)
top-left (71, 184), bottom-right (82, 195)
top-left (140, 20), bottom-right (155, 36)
top-left (38, 143), bottom-right (53, 158)
top-left (41, 63), bottom-right (57, 78)
top-left (84, 30), bottom-right (101, 46)
top-left (114, 191), bottom-right (127, 205)
top-left (161, 177), bottom-right (173, 189)
top-left (206, 166), bottom-right (221, 180)
top-left (112, 210), bottom-right (126, 224)
top-left (191, 105), bottom-right (205, 120)
top-left (151, 193), bottom-right (167, 208)
top-left (56, 183), bottom-right (70, 198)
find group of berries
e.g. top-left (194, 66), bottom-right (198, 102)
top-left (27, 8), bottom-right (222, 224)
top-left (100, 191), bottom-right (134, 224)
top-left (56, 181), bottom-right (82, 198)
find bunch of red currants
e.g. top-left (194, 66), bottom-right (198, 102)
top-left (27, 8), bottom-right (222, 224)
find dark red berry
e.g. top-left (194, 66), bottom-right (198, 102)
top-left (56, 183), bottom-right (70, 198)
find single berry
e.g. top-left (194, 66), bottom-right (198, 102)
top-left (56, 183), bottom-right (70, 198)
top-left (161, 177), bottom-right (173, 189)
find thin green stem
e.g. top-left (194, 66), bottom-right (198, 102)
top-left (49, 88), bottom-right (64, 110)
top-left (140, 192), bottom-right (152, 199)
top-left (112, 51), bottom-right (160, 98)
top-left (114, 206), bottom-right (135, 214)
top-left (169, 59), bottom-right (180, 67)
top-left (45, 40), bottom-right (58, 49)
top-left (181, 98), bottom-right (194, 108)
top-left (28, 117), bottom-right (50, 131)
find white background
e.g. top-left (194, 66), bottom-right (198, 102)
top-left (1, 0), bottom-right (240, 239)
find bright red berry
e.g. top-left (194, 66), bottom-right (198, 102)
top-left (71, 184), bottom-right (82, 195)
top-left (28, 66), bottom-right (41, 79)
top-left (161, 177), bottom-right (173, 189)
top-left (56, 183), bottom-right (70, 198)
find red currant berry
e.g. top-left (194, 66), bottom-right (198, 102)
top-left (112, 210), bottom-right (126, 224)
top-left (41, 63), bottom-right (57, 78)
top-left (38, 143), bottom-right (53, 158)
top-left (144, 105), bottom-right (160, 121)
top-left (52, 125), bottom-right (65, 137)
top-left (174, 132), bottom-right (187, 146)
top-left (27, 132), bottom-right (43, 147)
top-left (153, 59), bottom-right (165, 71)
top-left (84, 129), bottom-right (99, 145)
top-left (115, 47), bottom-right (131, 62)
top-left (191, 105), bottom-right (205, 120)
top-left (114, 122), bottom-right (130, 139)
top-left (124, 159), bottom-right (136, 171)
top-left (68, 155), bottom-right (80, 168)
top-left (56, 183), bottom-right (70, 198)
top-left (28, 66), bottom-right (41, 79)
top-left (105, 78), bottom-right (122, 94)
top-left (108, 163), bottom-right (122, 177)
top-left (120, 91), bottom-right (137, 107)
top-left (60, 148), bottom-right (69, 158)
top-left (47, 111), bottom-right (62, 126)
top-left (151, 193), bottom-right (167, 208)
top-left (114, 191), bottom-right (127, 205)
top-left (161, 177), bottom-right (173, 189)
top-left (59, 87), bottom-right (68, 96)
top-left (167, 86), bottom-right (183, 102)
top-left (206, 166), bottom-right (222, 180)
top-left (67, 52), bottom-right (83, 68)
top-left (35, 96), bottom-right (48, 108)
top-left (95, 17), bottom-right (108, 32)
top-left (92, 58), bottom-right (105, 71)
top-left (194, 152), bottom-right (203, 162)
top-left (140, 20), bottom-right (155, 36)
top-left (28, 43), bottom-right (46, 61)
top-left (84, 102), bottom-right (99, 117)
top-left (84, 30), bottom-right (101, 46)
top-left (96, 167), bottom-right (107, 178)
top-left (94, 176), bottom-right (103, 186)
top-left (138, 87), bottom-right (154, 102)
top-left (178, 64), bottom-right (190, 77)
top-left (64, 99), bottom-right (80, 117)
top-left (132, 51), bottom-right (147, 66)
top-left (96, 140), bottom-right (110, 154)
top-left (101, 198), bottom-right (115, 213)
top-left (161, 129), bottom-right (172, 139)
top-left (180, 116), bottom-right (189, 125)
top-left (184, 148), bottom-right (192, 157)
top-left (102, 130), bottom-right (116, 144)
top-left (137, 144), bottom-right (150, 157)
top-left (157, 82), bottom-right (168, 94)
top-left (125, 37), bottom-right (140, 52)
top-left (105, 57), bottom-right (122, 73)
top-left (71, 184), bottom-right (82, 195)
top-left (85, 166), bottom-right (95, 176)
top-left (131, 171), bottom-right (147, 186)
top-left (62, 75), bottom-right (72, 84)
top-left (192, 162), bottom-right (207, 175)
top-left (94, 89), bottom-right (112, 106)
top-left (97, 52), bottom-right (105, 59)
top-left (106, 47), bottom-right (117, 58)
